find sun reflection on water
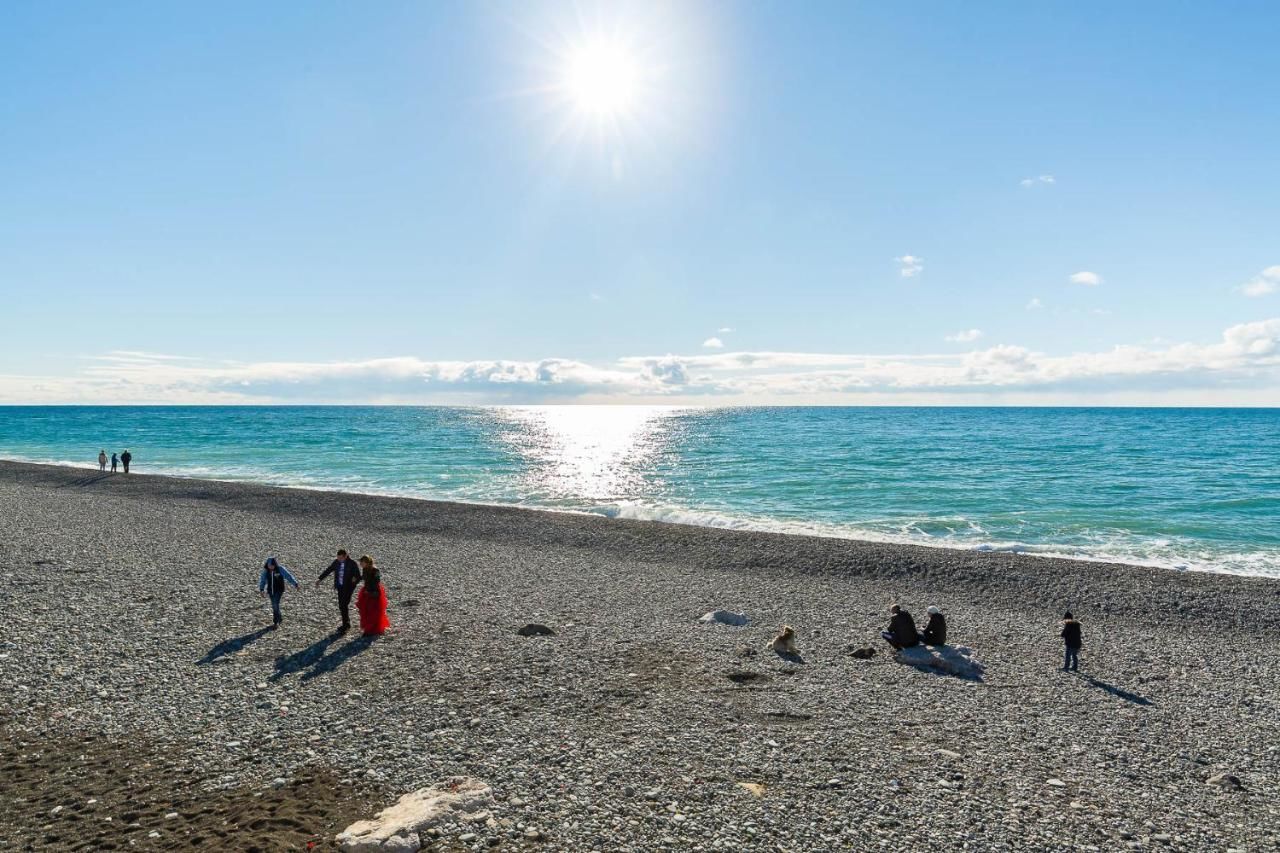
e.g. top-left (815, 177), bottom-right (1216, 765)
top-left (494, 405), bottom-right (683, 503)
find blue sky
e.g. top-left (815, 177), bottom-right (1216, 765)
top-left (2, 1), bottom-right (1278, 404)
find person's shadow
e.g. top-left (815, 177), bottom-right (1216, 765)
top-left (1082, 675), bottom-right (1154, 706)
top-left (299, 634), bottom-right (376, 683)
top-left (269, 631), bottom-right (343, 682)
top-left (196, 627), bottom-right (273, 665)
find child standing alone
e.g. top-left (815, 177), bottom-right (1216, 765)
top-left (259, 557), bottom-right (300, 629)
top-left (1060, 611), bottom-right (1083, 672)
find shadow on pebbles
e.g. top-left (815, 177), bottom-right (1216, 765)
top-left (0, 720), bottom-right (385, 852)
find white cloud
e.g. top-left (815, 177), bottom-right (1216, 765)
top-left (896, 255), bottom-right (924, 278)
top-left (1020, 174), bottom-right (1056, 187)
top-left (590, 292), bottom-right (605, 302)
top-left (702, 337), bottom-right (725, 349)
top-left (1240, 265), bottom-right (1280, 298)
top-left (1069, 271), bottom-right (1102, 286)
top-left (4, 319), bottom-right (1280, 404)
top-left (1026, 298), bottom-right (1044, 311)
top-left (717, 327), bottom-right (734, 334)
top-left (945, 329), bottom-right (984, 343)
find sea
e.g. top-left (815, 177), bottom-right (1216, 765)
top-left (2, 406), bottom-right (1278, 578)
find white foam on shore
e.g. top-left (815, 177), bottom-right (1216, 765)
top-left (605, 502), bottom-right (1280, 579)
top-left (4, 454), bottom-right (1278, 580)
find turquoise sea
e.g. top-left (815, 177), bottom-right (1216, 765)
top-left (3, 406), bottom-right (1278, 578)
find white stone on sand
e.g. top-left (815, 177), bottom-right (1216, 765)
top-left (337, 778), bottom-right (492, 852)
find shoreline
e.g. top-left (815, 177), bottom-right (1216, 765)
top-left (1, 455), bottom-right (1271, 582)
top-left (3, 457), bottom-right (1279, 849)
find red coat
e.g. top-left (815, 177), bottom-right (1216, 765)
top-left (356, 582), bottom-right (389, 635)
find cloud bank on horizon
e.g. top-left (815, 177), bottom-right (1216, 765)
top-left (5, 319), bottom-right (1279, 406)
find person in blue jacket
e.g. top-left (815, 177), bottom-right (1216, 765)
top-left (259, 557), bottom-right (300, 629)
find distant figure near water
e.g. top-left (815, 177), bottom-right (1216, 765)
top-left (356, 555), bottom-right (389, 636)
top-left (97, 450), bottom-right (107, 471)
top-left (920, 605), bottom-right (947, 646)
top-left (110, 452), bottom-right (118, 473)
top-left (120, 449), bottom-right (132, 474)
top-left (258, 557), bottom-right (300, 629)
top-left (1061, 611), bottom-right (1083, 672)
top-left (881, 604), bottom-right (920, 650)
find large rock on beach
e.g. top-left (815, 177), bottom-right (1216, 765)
top-left (336, 778), bottom-right (492, 852)
top-left (700, 609), bottom-right (749, 626)
top-left (894, 645), bottom-right (984, 680)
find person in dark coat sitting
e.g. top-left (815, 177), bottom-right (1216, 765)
top-left (880, 604), bottom-right (920, 650)
top-left (920, 605), bottom-right (947, 646)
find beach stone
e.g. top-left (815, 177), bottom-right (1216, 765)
top-left (1206, 772), bottom-right (1243, 790)
top-left (849, 646), bottom-right (877, 659)
top-left (516, 623), bottom-right (555, 637)
top-left (699, 610), bottom-right (749, 627)
top-left (336, 778), bottom-right (492, 852)
top-left (893, 645), bottom-right (984, 680)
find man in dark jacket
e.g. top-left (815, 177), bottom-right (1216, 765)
top-left (1060, 611), bottom-right (1083, 671)
top-left (317, 548), bottom-right (361, 632)
top-left (881, 604), bottom-right (920, 650)
top-left (120, 449), bottom-right (132, 473)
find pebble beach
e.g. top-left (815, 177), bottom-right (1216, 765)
top-left (2, 458), bottom-right (1278, 851)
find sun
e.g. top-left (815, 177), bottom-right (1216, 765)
top-left (562, 38), bottom-right (642, 120)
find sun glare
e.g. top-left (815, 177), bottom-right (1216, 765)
top-left (563, 39), bottom-right (641, 119)
top-left (511, 4), bottom-right (708, 170)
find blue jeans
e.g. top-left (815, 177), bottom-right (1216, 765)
top-left (270, 592), bottom-right (283, 624)
top-left (1064, 647), bottom-right (1079, 671)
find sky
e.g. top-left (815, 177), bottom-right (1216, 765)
top-left (2, 0), bottom-right (1278, 405)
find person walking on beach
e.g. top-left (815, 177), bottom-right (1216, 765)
top-left (355, 555), bottom-right (389, 637)
top-left (1061, 611), bottom-right (1083, 672)
top-left (120, 449), bottom-right (132, 474)
top-left (317, 548), bottom-right (361, 633)
top-left (97, 450), bottom-right (107, 471)
top-left (881, 604), bottom-right (920, 650)
top-left (259, 557), bottom-right (300, 629)
top-left (110, 452), bottom-right (118, 473)
top-left (920, 605), bottom-right (947, 646)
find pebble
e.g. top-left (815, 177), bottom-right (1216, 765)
top-left (3, 464), bottom-right (1279, 851)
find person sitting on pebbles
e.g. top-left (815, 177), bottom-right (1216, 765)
top-left (920, 605), bottom-right (947, 646)
top-left (880, 603), bottom-right (920, 650)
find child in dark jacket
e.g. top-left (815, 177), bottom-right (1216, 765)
top-left (1060, 611), bottom-right (1083, 671)
top-left (259, 557), bottom-right (300, 628)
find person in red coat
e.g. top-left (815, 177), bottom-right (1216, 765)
top-left (356, 555), bottom-right (390, 636)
